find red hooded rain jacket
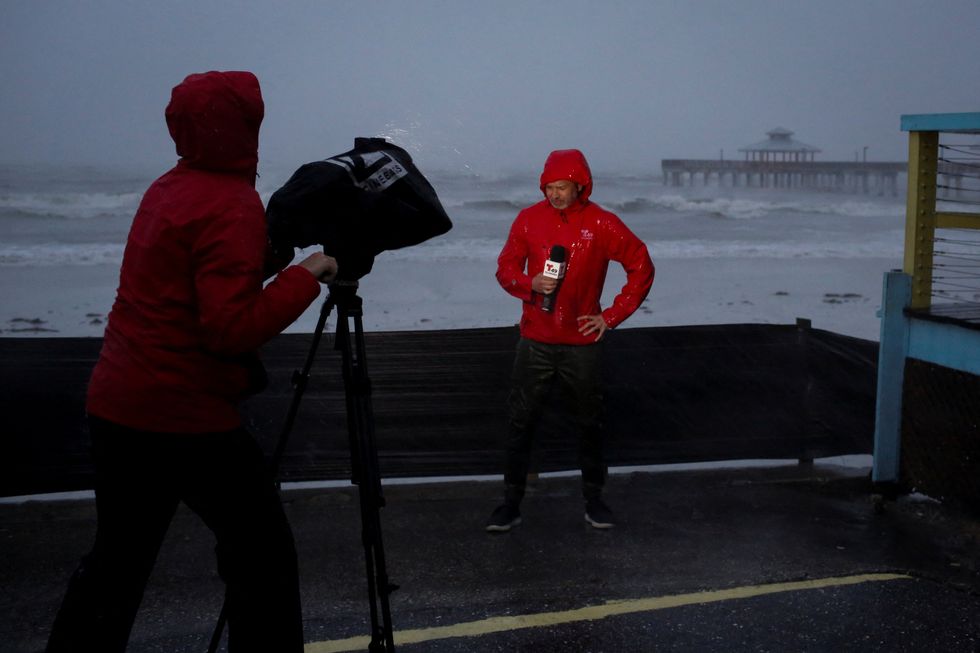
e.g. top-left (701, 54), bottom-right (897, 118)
top-left (86, 71), bottom-right (321, 433)
top-left (496, 149), bottom-right (654, 345)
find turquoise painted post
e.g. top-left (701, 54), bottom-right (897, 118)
top-left (873, 271), bottom-right (912, 484)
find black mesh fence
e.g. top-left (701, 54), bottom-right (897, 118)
top-left (1, 324), bottom-right (878, 497)
top-left (900, 358), bottom-right (980, 514)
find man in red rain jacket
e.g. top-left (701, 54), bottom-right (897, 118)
top-left (46, 71), bottom-right (336, 653)
top-left (487, 149), bottom-right (654, 532)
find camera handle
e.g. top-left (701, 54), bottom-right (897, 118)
top-left (208, 282), bottom-right (397, 652)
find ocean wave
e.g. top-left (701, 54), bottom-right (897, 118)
top-left (0, 190), bottom-right (141, 220)
top-left (650, 239), bottom-right (903, 259)
top-left (606, 194), bottom-right (901, 220)
top-left (440, 198), bottom-right (528, 212)
top-left (0, 243), bottom-right (125, 266)
top-left (428, 189), bottom-right (900, 222)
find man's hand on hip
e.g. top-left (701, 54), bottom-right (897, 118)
top-left (577, 314), bottom-right (608, 341)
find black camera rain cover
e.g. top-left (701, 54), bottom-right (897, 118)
top-left (266, 138), bottom-right (453, 279)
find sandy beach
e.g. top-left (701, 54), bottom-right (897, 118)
top-left (0, 254), bottom-right (896, 342)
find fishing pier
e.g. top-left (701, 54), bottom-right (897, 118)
top-left (661, 127), bottom-right (906, 194)
top-left (660, 159), bottom-right (906, 194)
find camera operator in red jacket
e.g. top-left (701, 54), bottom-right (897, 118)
top-left (47, 71), bottom-right (336, 653)
top-left (487, 149), bottom-right (654, 533)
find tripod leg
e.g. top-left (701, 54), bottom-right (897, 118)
top-left (270, 294), bottom-right (336, 475)
top-left (335, 301), bottom-right (397, 651)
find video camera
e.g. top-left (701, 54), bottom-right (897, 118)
top-left (267, 138), bottom-right (453, 281)
top-left (251, 138), bottom-right (453, 651)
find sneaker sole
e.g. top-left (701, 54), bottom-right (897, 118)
top-left (485, 517), bottom-right (522, 533)
top-left (585, 514), bottom-right (614, 529)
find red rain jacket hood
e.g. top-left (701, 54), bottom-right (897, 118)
top-left (539, 148), bottom-right (593, 204)
top-left (497, 149), bottom-right (654, 345)
top-left (86, 71), bottom-right (321, 433)
top-left (165, 71), bottom-right (263, 179)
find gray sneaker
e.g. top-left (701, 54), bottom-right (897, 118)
top-left (486, 503), bottom-right (522, 532)
top-left (585, 498), bottom-right (615, 529)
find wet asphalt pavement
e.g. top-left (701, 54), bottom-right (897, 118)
top-left (2, 462), bottom-right (979, 652)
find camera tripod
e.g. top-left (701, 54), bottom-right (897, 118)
top-left (209, 282), bottom-right (397, 652)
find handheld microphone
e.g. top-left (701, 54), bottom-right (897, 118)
top-left (540, 245), bottom-right (567, 313)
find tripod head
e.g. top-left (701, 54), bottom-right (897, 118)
top-left (325, 280), bottom-right (362, 314)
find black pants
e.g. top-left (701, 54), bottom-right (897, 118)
top-left (503, 338), bottom-right (606, 504)
top-left (46, 417), bottom-right (303, 653)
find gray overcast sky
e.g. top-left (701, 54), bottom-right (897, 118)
top-left (2, 0), bottom-right (978, 176)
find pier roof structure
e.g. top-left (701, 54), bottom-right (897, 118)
top-left (738, 127), bottom-right (821, 162)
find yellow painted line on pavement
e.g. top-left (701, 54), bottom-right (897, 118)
top-left (305, 572), bottom-right (911, 652)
